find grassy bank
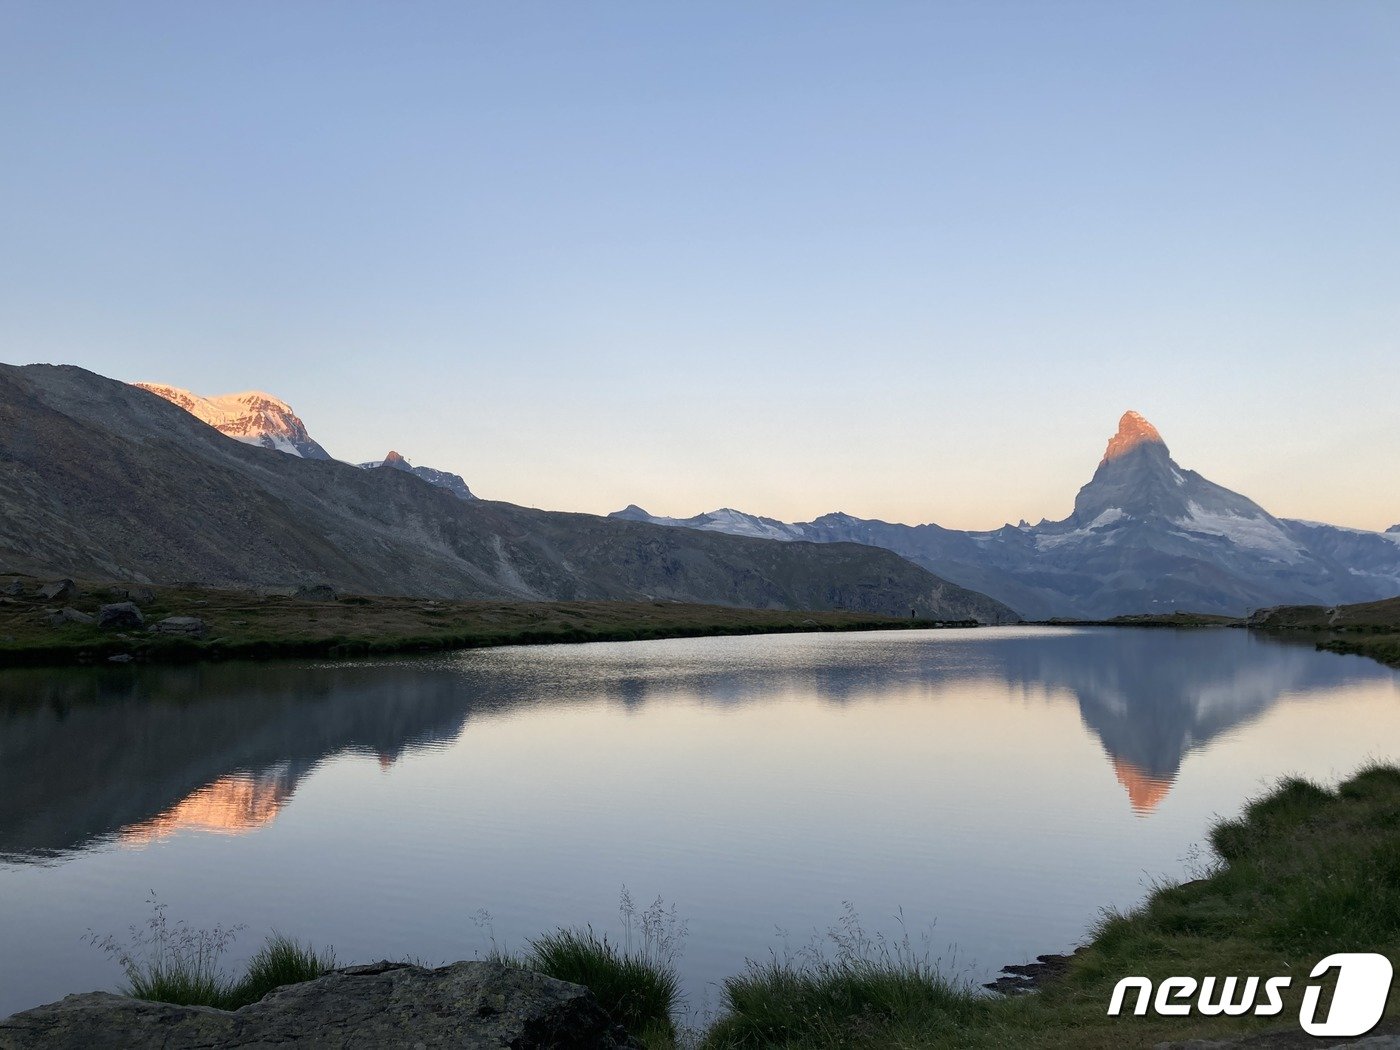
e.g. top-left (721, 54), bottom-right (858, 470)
top-left (1249, 595), bottom-right (1400, 670)
top-left (696, 764), bottom-right (1400, 1049)
top-left (91, 766), bottom-right (1400, 1047)
top-left (1041, 598), bottom-right (1400, 670)
top-left (689, 765), bottom-right (1400, 1048)
top-left (0, 576), bottom-right (975, 668)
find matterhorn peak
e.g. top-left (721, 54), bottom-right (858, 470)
top-left (1101, 410), bottom-right (1166, 464)
top-left (383, 450), bottom-right (408, 465)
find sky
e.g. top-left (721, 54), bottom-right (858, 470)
top-left (2, 2), bottom-right (1398, 530)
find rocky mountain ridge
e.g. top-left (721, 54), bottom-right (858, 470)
top-left (0, 364), bottom-right (1016, 623)
top-left (358, 450), bottom-right (475, 500)
top-left (615, 412), bottom-right (1400, 619)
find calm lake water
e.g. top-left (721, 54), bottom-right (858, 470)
top-left (2, 626), bottom-right (1398, 1020)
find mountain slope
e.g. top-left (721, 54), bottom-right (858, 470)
top-left (134, 383), bottom-right (332, 459)
top-left (615, 412), bottom-right (1400, 619)
top-left (0, 364), bottom-right (1016, 622)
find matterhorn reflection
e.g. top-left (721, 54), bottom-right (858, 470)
top-left (982, 628), bottom-right (1386, 814)
top-left (0, 628), bottom-right (1391, 860)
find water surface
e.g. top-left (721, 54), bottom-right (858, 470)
top-left (1, 626), bottom-right (1397, 1019)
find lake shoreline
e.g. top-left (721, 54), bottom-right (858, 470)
top-left (0, 576), bottom-right (982, 669)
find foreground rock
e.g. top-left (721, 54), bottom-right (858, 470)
top-left (96, 602), bottom-right (143, 630)
top-left (36, 579), bottom-right (75, 602)
top-left (0, 961), bottom-right (634, 1049)
top-left (149, 615), bottom-right (207, 638)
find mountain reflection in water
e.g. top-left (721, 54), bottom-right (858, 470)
top-left (0, 627), bottom-right (1389, 861)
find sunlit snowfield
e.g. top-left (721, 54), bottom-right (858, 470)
top-left (2, 626), bottom-right (1398, 1020)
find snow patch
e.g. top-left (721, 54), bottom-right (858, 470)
top-left (1177, 502), bottom-right (1305, 560)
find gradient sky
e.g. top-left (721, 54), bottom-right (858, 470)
top-left (3, 3), bottom-right (1398, 530)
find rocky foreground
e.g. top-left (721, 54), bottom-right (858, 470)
top-left (0, 961), bottom-right (635, 1049)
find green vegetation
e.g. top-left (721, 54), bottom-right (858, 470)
top-left (489, 889), bottom-right (686, 1046)
top-left (522, 929), bottom-right (680, 1045)
top-left (1322, 634), bottom-right (1400, 667)
top-left (1249, 595), bottom-right (1400, 669)
top-left (1041, 612), bottom-right (1243, 628)
top-left (233, 935), bottom-right (339, 1008)
top-left (88, 901), bottom-right (335, 1011)
top-left (700, 765), bottom-right (1400, 1048)
top-left (0, 576), bottom-right (975, 668)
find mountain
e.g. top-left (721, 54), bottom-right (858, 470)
top-left (359, 450), bottom-right (475, 500)
top-left (0, 364), bottom-right (1016, 622)
top-left (614, 411), bottom-right (1400, 619)
top-left (134, 383), bottom-right (332, 459)
top-left (140, 383), bottom-right (480, 501)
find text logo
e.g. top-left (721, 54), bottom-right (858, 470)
top-left (1107, 953), bottom-right (1393, 1037)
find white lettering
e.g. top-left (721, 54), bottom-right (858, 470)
top-left (1300, 953), bottom-right (1393, 1037)
top-left (1107, 976), bottom-right (1153, 1016)
top-left (1258, 976), bottom-right (1290, 1016)
top-left (1197, 976), bottom-right (1259, 1016)
top-left (1153, 976), bottom-right (1197, 1016)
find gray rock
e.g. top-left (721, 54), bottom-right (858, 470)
top-left (0, 960), bottom-right (633, 1049)
top-left (149, 616), bottom-right (207, 639)
top-left (294, 583), bottom-right (339, 602)
top-left (106, 586), bottom-right (156, 606)
top-left (36, 579), bottom-right (75, 602)
top-left (1, 581), bottom-right (24, 597)
top-left (96, 602), bottom-right (144, 631)
top-left (106, 654), bottom-right (134, 664)
top-left (46, 608), bottom-right (93, 627)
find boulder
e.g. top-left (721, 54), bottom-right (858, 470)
top-left (96, 602), bottom-right (144, 631)
top-left (36, 580), bottom-right (75, 602)
top-left (0, 960), bottom-right (633, 1049)
top-left (106, 586), bottom-right (156, 606)
top-left (149, 616), bottom-right (207, 639)
top-left (46, 608), bottom-right (94, 627)
top-left (2, 581), bottom-right (24, 597)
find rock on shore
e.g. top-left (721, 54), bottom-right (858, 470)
top-left (0, 960), bottom-right (635, 1049)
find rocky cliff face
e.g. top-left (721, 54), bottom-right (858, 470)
top-left (0, 364), bottom-right (1017, 622)
top-left (614, 412), bottom-right (1400, 619)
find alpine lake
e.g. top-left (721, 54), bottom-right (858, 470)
top-left (2, 625), bottom-right (1398, 1021)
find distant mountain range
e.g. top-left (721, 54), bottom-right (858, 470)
top-left (0, 364), bottom-right (1014, 622)
top-left (137, 383), bottom-right (475, 501)
top-left (615, 412), bottom-right (1400, 619)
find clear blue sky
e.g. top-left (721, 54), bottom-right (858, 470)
top-left (3, 2), bottom-right (1397, 529)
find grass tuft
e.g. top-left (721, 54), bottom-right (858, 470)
top-left (524, 927), bottom-right (680, 1044)
top-left (88, 899), bottom-right (336, 1011)
top-left (225, 933), bottom-right (337, 1008)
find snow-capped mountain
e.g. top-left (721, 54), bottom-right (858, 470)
top-left (134, 384), bottom-right (332, 460)
top-left (613, 411), bottom-right (1400, 619)
top-left (358, 451), bottom-right (475, 501)
top-left (611, 505), bottom-right (801, 541)
top-left (135, 383), bottom-right (479, 501)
